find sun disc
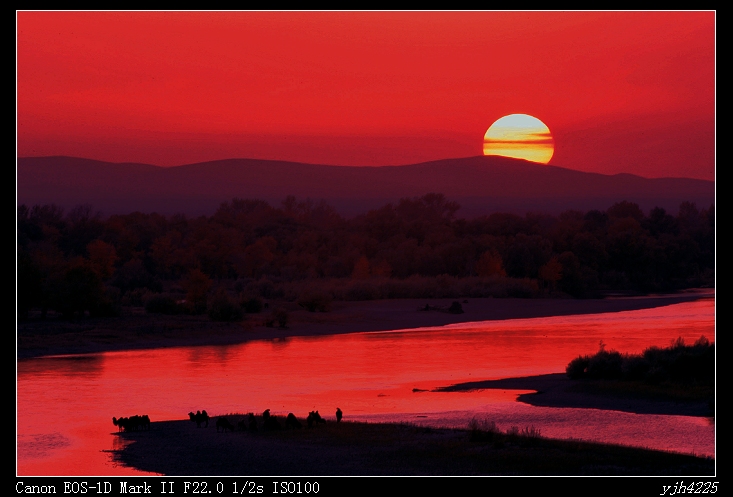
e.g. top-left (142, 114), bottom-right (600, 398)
top-left (483, 114), bottom-right (554, 164)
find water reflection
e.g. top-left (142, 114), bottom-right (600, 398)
top-left (18, 354), bottom-right (104, 377)
top-left (17, 433), bottom-right (71, 460)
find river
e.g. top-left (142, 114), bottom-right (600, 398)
top-left (17, 297), bottom-right (715, 475)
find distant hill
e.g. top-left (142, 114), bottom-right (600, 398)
top-left (16, 155), bottom-right (714, 217)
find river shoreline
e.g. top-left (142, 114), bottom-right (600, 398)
top-left (17, 290), bottom-right (713, 360)
top-left (437, 373), bottom-right (714, 417)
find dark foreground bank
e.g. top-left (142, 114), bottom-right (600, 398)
top-left (112, 417), bottom-right (714, 476)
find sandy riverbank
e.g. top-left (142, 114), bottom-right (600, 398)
top-left (18, 290), bottom-right (713, 359)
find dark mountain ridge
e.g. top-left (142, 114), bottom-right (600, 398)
top-left (17, 155), bottom-right (714, 217)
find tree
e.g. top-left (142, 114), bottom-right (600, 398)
top-left (86, 239), bottom-right (118, 280)
top-left (351, 256), bottom-right (370, 279)
top-left (182, 268), bottom-right (212, 314)
top-left (475, 250), bottom-right (506, 277)
top-left (607, 201), bottom-right (644, 221)
top-left (539, 256), bottom-right (563, 292)
top-left (17, 251), bottom-right (42, 320)
top-left (51, 259), bottom-right (104, 318)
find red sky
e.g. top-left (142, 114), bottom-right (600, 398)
top-left (17, 11), bottom-right (715, 180)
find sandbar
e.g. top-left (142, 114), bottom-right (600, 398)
top-left (437, 373), bottom-right (713, 417)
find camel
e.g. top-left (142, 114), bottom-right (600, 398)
top-left (199, 410), bottom-right (209, 427)
top-left (336, 408), bottom-right (343, 423)
top-left (307, 410), bottom-right (326, 427)
top-left (265, 416), bottom-right (281, 430)
top-left (112, 416), bottom-right (128, 432)
top-left (138, 414), bottom-right (151, 431)
top-left (285, 413), bottom-right (302, 429)
top-left (216, 417), bottom-right (236, 433)
top-left (262, 409), bottom-right (281, 430)
top-left (188, 410), bottom-right (209, 428)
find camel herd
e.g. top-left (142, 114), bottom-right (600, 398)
top-left (113, 408), bottom-right (343, 434)
top-left (209, 408), bottom-right (342, 433)
top-left (112, 414), bottom-right (150, 432)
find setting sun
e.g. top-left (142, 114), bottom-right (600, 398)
top-left (483, 114), bottom-right (554, 164)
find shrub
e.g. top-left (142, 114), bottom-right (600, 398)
top-left (344, 281), bottom-right (381, 301)
top-left (468, 418), bottom-right (500, 442)
top-left (51, 262), bottom-right (105, 319)
top-left (265, 307), bottom-right (289, 329)
top-left (448, 301), bottom-right (464, 314)
top-left (181, 269), bottom-right (211, 314)
top-left (587, 349), bottom-right (623, 379)
top-left (297, 290), bottom-right (332, 312)
top-left (121, 288), bottom-right (152, 307)
top-left (566, 355), bottom-right (590, 379)
top-left (208, 290), bottom-right (244, 322)
top-left (620, 355), bottom-right (649, 380)
top-left (252, 278), bottom-right (282, 299)
top-left (468, 418), bottom-right (543, 446)
top-left (90, 300), bottom-right (122, 317)
top-left (144, 294), bottom-right (181, 315)
top-left (521, 425), bottom-right (541, 438)
top-left (240, 296), bottom-right (264, 313)
top-left (89, 286), bottom-right (122, 317)
top-left (519, 426), bottom-right (542, 447)
top-left (90, 289), bottom-right (122, 317)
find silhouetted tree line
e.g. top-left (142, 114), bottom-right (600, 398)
top-left (17, 194), bottom-right (714, 320)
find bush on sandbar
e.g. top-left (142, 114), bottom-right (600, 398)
top-left (566, 336), bottom-right (713, 384)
